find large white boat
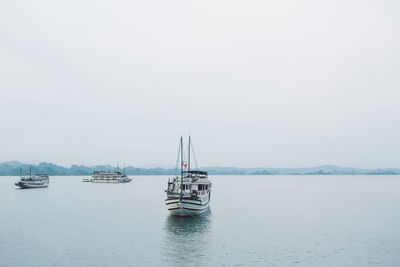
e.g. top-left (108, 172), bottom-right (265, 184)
top-left (15, 167), bottom-right (50, 189)
top-left (165, 137), bottom-right (212, 216)
top-left (89, 171), bottom-right (132, 183)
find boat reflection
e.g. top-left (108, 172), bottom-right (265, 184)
top-left (163, 209), bottom-right (212, 265)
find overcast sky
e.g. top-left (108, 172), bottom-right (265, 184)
top-left (1, 0), bottom-right (399, 168)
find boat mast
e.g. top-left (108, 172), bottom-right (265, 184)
top-left (29, 166), bottom-right (31, 178)
top-left (19, 167), bottom-right (21, 178)
top-left (180, 136), bottom-right (183, 199)
top-left (188, 136), bottom-right (191, 172)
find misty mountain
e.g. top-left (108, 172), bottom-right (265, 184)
top-left (0, 161), bottom-right (399, 176)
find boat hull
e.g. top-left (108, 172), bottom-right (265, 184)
top-left (166, 197), bottom-right (210, 217)
top-left (15, 182), bottom-right (49, 189)
top-left (89, 179), bottom-right (132, 183)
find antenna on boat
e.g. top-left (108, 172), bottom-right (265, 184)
top-left (29, 166), bottom-right (32, 178)
top-left (117, 161), bottom-right (119, 172)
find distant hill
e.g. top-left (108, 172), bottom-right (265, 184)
top-left (0, 161), bottom-right (399, 176)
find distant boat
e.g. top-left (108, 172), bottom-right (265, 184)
top-left (15, 167), bottom-right (50, 189)
top-left (89, 171), bottom-right (132, 183)
top-left (82, 178), bottom-right (90, 182)
top-left (165, 136), bottom-right (212, 216)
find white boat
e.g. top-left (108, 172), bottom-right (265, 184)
top-left (15, 167), bottom-right (50, 189)
top-left (90, 171), bottom-right (132, 183)
top-left (165, 136), bottom-right (212, 216)
top-left (82, 178), bottom-right (90, 182)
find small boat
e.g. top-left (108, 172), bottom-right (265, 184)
top-left (82, 178), bottom-right (90, 182)
top-left (89, 170), bottom-right (132, 183)
top-left (15, 167), bottom-right (50, 189)
top-left (165, 136), bottom-right (212, 216)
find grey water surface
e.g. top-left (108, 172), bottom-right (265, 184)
top-left (1, 175), bottom-right (399, 266)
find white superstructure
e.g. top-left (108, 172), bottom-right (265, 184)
top-left (90, 171), bottom-right (132, 183)
top-left (165, 137), bottom-right (212, 216)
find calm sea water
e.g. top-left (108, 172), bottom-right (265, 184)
top-left (1, 175), bottom-right (399, 266)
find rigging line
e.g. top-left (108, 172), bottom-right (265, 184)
top-left (175, 139), bottom-right (181, 173)
top-left (190, 141), bottom-right (199, 169)
top-left (182, 206), bottom-right (210, 221)
top-left (184, 210), bottom-right (200, 220)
